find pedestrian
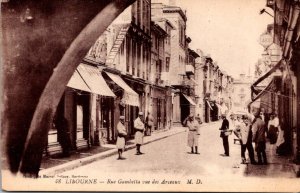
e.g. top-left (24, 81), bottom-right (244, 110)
top-left (134, 111), bottom-right (145, 155)
top-left (116, 115), bottom-right (127, 160)
top-left (267, 114), bottom-right (275, 140)
top-left (259, 111), bottom-right (265, 122)
top-left (273, 113), bottom-right (280, 139)
top-left (267, 114), bottom-right (278, 155)
top-left (252, 112), bottom-right (268, 165)
top-left (186, 114), bottom-right (200, 154)
top-left (145, 112), bottom-right (154, 136)
top-left (236, 116), bottom-right (257, 164)
top-left (219, 115), bottom-right (230, 156)
top-left (276, 119), bottom-right (286, 155)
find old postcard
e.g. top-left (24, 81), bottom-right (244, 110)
top-left (1, 0), bottom-right (300, 192)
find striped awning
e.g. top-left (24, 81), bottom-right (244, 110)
top-left (105, 72), bottom-right (139, 107)
top-left (67, 70), bottom-right (91, 93)
top-left (76, 63), bottom-right (115, 97)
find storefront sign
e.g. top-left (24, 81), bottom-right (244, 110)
top-left (259, 33), bottom-right (273, 48)
top-left (106, 25), bottom-right (130, 65)
top-left (86, 35), bottom-right (107, 63)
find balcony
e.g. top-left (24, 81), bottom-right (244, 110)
top-left (185, 64), bottom-right (195, 75)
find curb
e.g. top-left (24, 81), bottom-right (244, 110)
top-left (39, 128), bottom-right (186, 176)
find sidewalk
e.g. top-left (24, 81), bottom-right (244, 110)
top-left (241, 141), bottom-right (300, 178)
top-left (39, 126), bottom-right (186, 176)
top-left (228, 135), bottom-right (299, 178)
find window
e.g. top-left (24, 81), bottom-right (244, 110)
top-left (156, 60), bottom-right (162, 84)
top-left (132, 39), bottom-right (136, 75)
top-left (137, 43), bottom-right (141, 77)
top-left (142, 0), bottom-right (146, 30)
top-left (126, 36), bottom-right (130, 72)
top-left (155, 36), bottom-right (159, 50)
top-left (166, 57), bottom-right (170, 72)
top-left (137, 0), bottom-right (141, 26)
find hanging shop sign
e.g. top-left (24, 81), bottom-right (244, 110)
top-left (259, 33), bottom-right (273, 48)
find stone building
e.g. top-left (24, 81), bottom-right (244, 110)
top-left (232, 73), bottom-right (253, 113)
top-left (151, 1), bottom-right (190, 125)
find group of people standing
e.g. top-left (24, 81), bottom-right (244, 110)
top-left (116, 111), bottom-right (154, 160)
top-left (220, 110), bottom-right (285, 165)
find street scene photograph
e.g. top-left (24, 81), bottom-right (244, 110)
top-left (1, 0), bottom-right (300, 191)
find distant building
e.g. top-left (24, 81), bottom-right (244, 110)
top-left (232, 73), bottom-right (253, 112)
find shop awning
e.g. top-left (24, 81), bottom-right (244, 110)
top-left (67, 70), bottom-right (91, 93)
top-left (206, 100), bottom-right (213, 110)
top-left (182, 94), bottom-right (196, 106)
top-left (105, 72), bottom-right (140, 107)
top-left (249, 76), bottom-right (281, 112)
top-left (251, 59), bottom-right (282, 93)
top-left (77, 63), bottom-right (115, 97)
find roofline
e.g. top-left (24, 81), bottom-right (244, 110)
top-left (163, 6), bottom-right (187, 21)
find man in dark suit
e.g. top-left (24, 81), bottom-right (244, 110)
top-left (252, 113), bottom-right (267, 164)
top-left (219, 115), bottom-right (230, 156)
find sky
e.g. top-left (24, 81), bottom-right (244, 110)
top-left (175, 0), bottom-right (274, 79)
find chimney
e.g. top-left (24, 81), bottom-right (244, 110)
top-left (169, 0), bottom-right (176, 6)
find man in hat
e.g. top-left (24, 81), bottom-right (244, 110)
top-left (134, 112), bottom-right (145, 155)
top-left (186, 114), bottom-right (200, 154)
top-left (219, 114), bottom-right (230, 156)
top-left (116, 115), bottom-right (127, 160)
top-left (252, 111), bottom-right (267, 164)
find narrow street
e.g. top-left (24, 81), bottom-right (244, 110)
top-left (59, 122), bottom-right (298, 191)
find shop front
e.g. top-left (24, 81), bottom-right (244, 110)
top-left (151, 85), bottom-right (167, 131)
top-left (46, 63), bottom-right (115, 156)
top-left (103, 71), bottom-right (140, 140)
top-left (250, 60), bottom-right (294, 155)
top-left (180, 93), bottom-right (196, 123)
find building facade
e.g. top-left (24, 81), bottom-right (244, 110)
top-left (250, 0), bottom-right (300, 174)
top-left (156, 3), bottom-right (190, 125)
top-left (232, 73), bottom-right (253, 112)
top-left (45, 0), bottom-right (235, 157)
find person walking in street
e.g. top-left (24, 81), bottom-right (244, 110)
top-left (116, 115), bottom-right (127, 160)
top-left (252, 112), bottom-right (268, 165)
top-left (145, 112), bottom-right (154, 136)
top-left (235, 115), bottom-right (256, 164)
top-left (219, 115), bottom-right (230, 156)
top-left (134, 112), bottom-right (145, 155)
top-left (186, 114), bottom-right (200, 154)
